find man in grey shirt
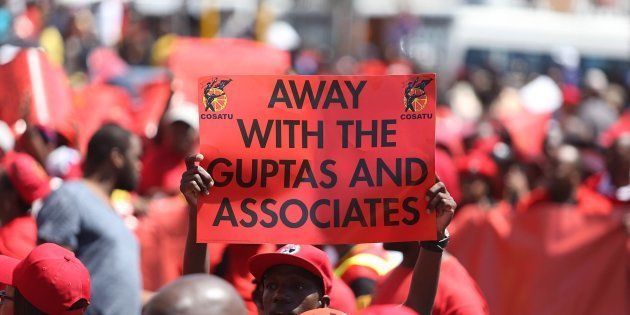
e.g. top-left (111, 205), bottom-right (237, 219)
top-left (37, 124), bottom-right (143, 315)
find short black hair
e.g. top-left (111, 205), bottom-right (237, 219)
top-left (14, 288), bottom-right (46, 315)
top-left (83, 124), bottom-right (133, 175)
top-left (14, 288), bottom-right (89, 315)
top-left (0, 170), bottom-right (30, 213)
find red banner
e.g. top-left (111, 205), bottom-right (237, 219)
top-left (449, 203), bottom-right (629, 315)
top-left (197, 75), bottom-right (437, 244)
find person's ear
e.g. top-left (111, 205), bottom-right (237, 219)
top-left (110, 148), bottom-right (125, 170)
top-left (320, 295), bottom-right (330, 308)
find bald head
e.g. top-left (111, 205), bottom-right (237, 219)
top-left (143, 275), bottom-right (247, 315)
top-left (545, 144), bottom-right (582, 202)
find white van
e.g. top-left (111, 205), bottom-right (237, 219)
top-left (439, 6), bottom-right (630, 84)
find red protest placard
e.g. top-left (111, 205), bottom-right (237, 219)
top-left (197, 75), bottom-right (436, 244)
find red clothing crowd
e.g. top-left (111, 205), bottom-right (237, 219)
top-left (0, 3), bottom-right (628, 314)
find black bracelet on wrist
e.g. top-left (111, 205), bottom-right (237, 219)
top-left (420, 230), bottom-right (450, 253)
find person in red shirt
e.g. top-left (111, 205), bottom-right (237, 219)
top-left (252, 267), bottom-right (358, 314)
top-left (139, 105), bottom-right (198, 196)
top-left (221, 244), bottom-right (277, 314)
top-left (449, 149), bottom-right (513, 240)
top-left (372, 242), bottom-right (489, 315)
top-left (584, 132), bottom-right (629, 205)
top-left (0, 153), bottom-right (51, 259)
top-left (181, 154), bottom-right (458, 315)
top-left (517, 144), bottom-right (613, 215)
top-left (456, 150), bottom-right (501, 210)
top-left (328, 276), bottom-right (357, 314)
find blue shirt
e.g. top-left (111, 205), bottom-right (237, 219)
top-left (37, 181), bottom-right (141, 315)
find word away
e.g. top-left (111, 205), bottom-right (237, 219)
top-left (268, 80), bottom-right (367, 109)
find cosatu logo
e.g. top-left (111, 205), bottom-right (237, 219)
top-left (403, 77), bottom-right (433, 112)
top-left (202, 77), bottom-right (233, 112)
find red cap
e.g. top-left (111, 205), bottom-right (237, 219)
top-left (599, 112), bottom-right (630, 148)
top-left (3, 152), bottom-right (51, 204)
top-left (457, 151), bottom-right (498, 179)
top-left (471, 135), bottom-right (500, 155)
top-left (562, 84), bottom-right (581, 107)
top-left (248, 244), bottom-right (333, 295)
top-left (0, 243), bottom-right (91, 315)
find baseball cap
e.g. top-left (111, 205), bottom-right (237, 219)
top-left (561, 84), bottom-right (581, 107)
top-left (3, 152), bottom-right (51, 204)
top-left (599, 112), bottom-right (629, 148)
top-left (248, 244), bottom-right (333, 295)
top-left (457, 151), bottom-right (498, 180)
top-left (163, 104), bottom-right (199, 131)
top-left (0, 243), bottom-right (91, 314)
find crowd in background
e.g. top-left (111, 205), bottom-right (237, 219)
top-left (0, 1), bottom-right (628, 315)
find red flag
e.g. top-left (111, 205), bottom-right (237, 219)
top-left (130, 81), bottom-right (171, 138)
top-left (499, 111), bottom-right (551, 162)
top-left (0, 49), bottom-right (72, 132)
top-left (168, 37), bottom-right (290, 103)
top-left (70, 84), bottom-right (133, 153)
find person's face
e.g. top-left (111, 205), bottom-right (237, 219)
top-left (0, 285), bottom-right (15, 315)
top-left (461, 174), bottom-right (490, 204)
top-left (0, 190), bottom-right (12, 222)
top-left (116, 135), bottom-right (142, 191)
top-left (0, 177), bottom-right (18, 222)
top-left (261, 265), bottom-right (323, 315)
top-left (544, 146), bottom-right (581, 198)
top-left (606, 135), bottom-right (630, 186)
top-left (164, 121), bottom-right (197, 156)
top-left (546, 158), bottom-right (579, 187)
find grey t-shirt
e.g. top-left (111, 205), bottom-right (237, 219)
top-left (37, 181), bottom-right (141, 315)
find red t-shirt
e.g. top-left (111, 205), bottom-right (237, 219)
top-left (329, 276), bottom-right (357, 314)
top-left (371, 254), bottom-right (489, 315)
top-left (224, 244), bottom-right (277, 315)
top-left (134, 196), bottom-right (227, 291)
top-left (0, 216), bottom-right (37, 259)
top-left (138, 144), bottom-right (188, 196)
top-left (583, 173), bottom-right (629, 206)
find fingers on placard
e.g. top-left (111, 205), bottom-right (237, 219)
top-left (426, 181), bottom-right (446, 200)
top-left (197, 166), bottom-right (213, 186)
top-left (185, 154), bottom-right (204, 170)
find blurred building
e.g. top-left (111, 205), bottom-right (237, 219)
top-left (1, 0), bottom-right (628, 88)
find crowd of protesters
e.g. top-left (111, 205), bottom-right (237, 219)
top-left (0, 1), bottom-right (629, 315)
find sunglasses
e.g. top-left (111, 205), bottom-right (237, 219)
top-left (0, 290), bottom-right (14, 305)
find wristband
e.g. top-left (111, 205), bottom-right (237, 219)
top-left (420, 230), bottom-right (450, 253)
